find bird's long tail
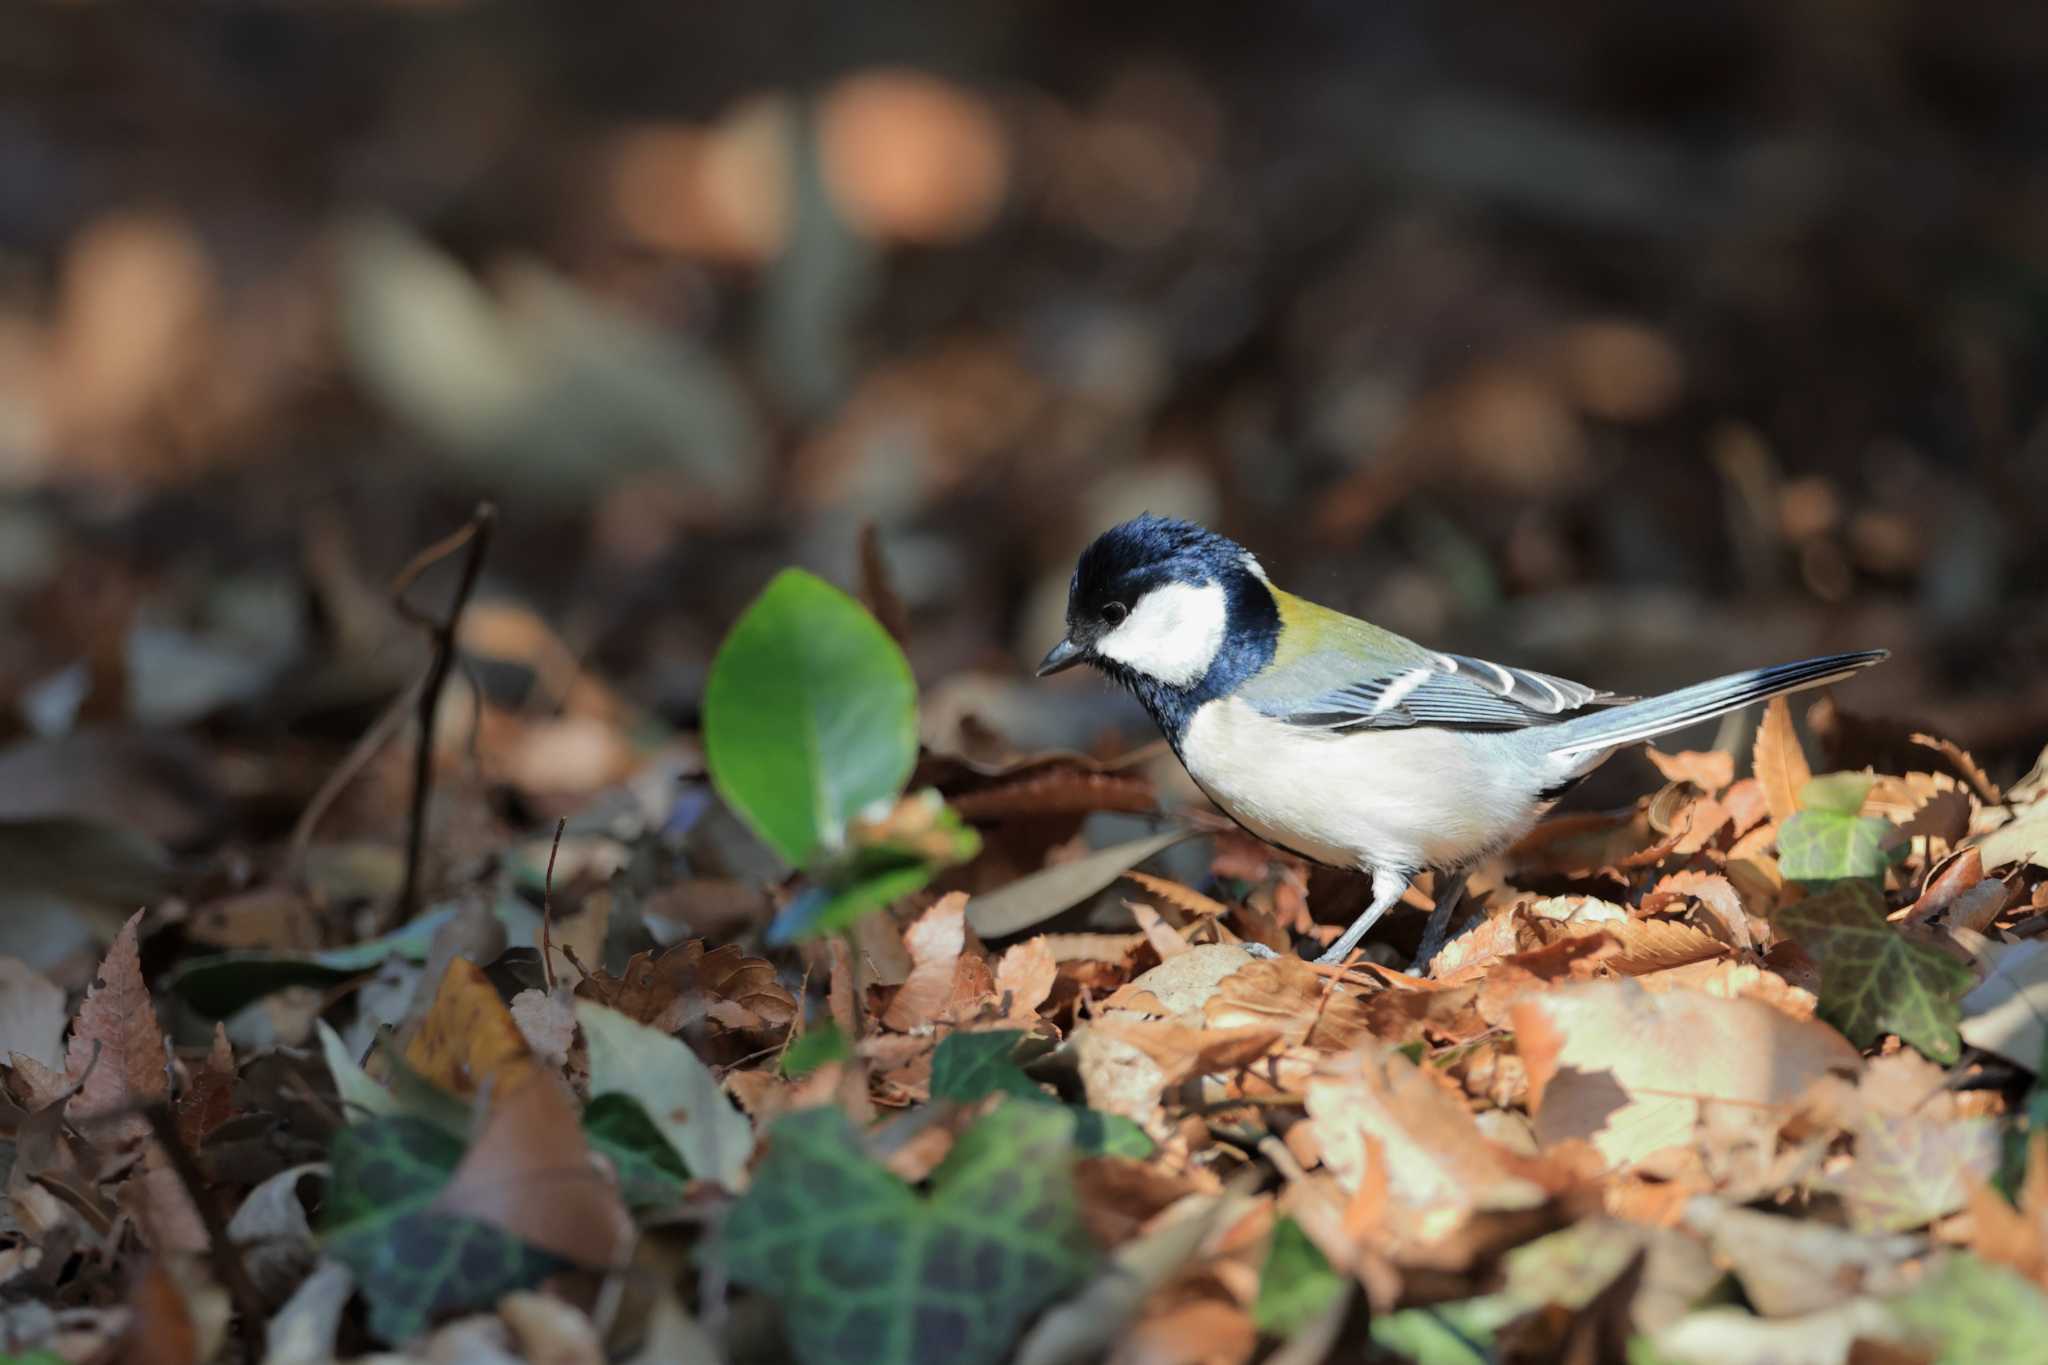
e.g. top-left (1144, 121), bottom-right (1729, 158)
top-left (1547, 649), bottom-right (1888, 759)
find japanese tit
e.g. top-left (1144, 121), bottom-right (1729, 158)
top-left (1038, 515), bottom-right (1887, 965)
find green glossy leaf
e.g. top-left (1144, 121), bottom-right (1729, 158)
top-left (1069, 1109), bottom-right (1154, 1158)
top-left (583, 1093), bottom-right (689, 1209)
top-left (165, 906), bottom-right (458, 1018)
top-left (723, 1102), bottom-right (1093, 1365)
top-left (1799, 772), bottom-right (1875, 816)
top-left (1254, 1217), bottom-right (1344, 1336)
top-left (1776, 881), bottom-right (1976, 1061)
top-left (781, 1021), bottom-right (852, 1078)
top-left (1888, 1253), bottom-right (2048, 1359)
top-left (703, 569), bottom-right (917, 868)
top-left (1778, 808), bottom-right (1897, 885)
top-left (321, 1117), bottom-right (562, 1344)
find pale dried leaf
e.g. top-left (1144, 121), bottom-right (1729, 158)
top-left (1753, 696), bottom-right (1811, 827)
top-left (1512, 980), bottom-right (1861, 1168)
top-left (995, 936), bottom-right (1058, 1021)
top-left (881, 892), bottom-right (969, 1031)
top-left (1646, 747), bottom-right (1736, 793)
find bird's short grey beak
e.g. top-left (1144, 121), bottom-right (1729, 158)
top-left (1036, 637), bottom-right (1085, 677)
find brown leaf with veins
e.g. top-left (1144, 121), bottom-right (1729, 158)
top-left (173, 1025), bottom-right (236, 1153)
top-left (1753, 695), bottom-right (1811, 827)
top-left (1203, 956), bottom-right (1375, 1051)
top-left (65, 910), bottom-right (168, 1150)
top-left (578, 940), bottom-right (796, 1035)
top-left (994, 936), bottom-right (1057, 1021)
top-left (1512, 980), bottom-right (1860, 1169)
top-left (881, 892), bottom-right (972, 1031)
top-left (1305, 1047), bottom-right (1553, 1245)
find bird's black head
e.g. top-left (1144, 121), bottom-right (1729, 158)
top-left (1036, 515), bottom-right (1280, 735)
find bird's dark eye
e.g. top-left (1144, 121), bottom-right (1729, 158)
top-left (1102, 601), bottom-right (1129, 625)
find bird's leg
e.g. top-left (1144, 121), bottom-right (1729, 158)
top-left (1314, 870), bottom-right (1411, 965)
top-left (1409, 870), bottom-right (1468, 975)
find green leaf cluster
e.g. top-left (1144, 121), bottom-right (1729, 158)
top-left (1778, 773), bottom-right (1901, 886)
top-left (722, 1101), bottom-right (1094, 1365)
top-left (321, 1117), bottom-right (565, 1344)
top-left (702, 569), bottom-right (979, 942)
top-left (1775, 880), bottom-right (1974, 1062)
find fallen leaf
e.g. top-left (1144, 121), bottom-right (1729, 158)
top-left (994, 936), bottom-right (1058, 1021)
top-left (1305, 1047), bottom-right (1551, 1233)
top-left (0, 955), bottom-right (68, 1071)
top-left (499, 1290), bottom-right (605, 1365)
top-left (64, 909), bottom-right (168, 1149)
top-left (1646, 748), bottom-right (1735, 793)
top-left (1101, 943), bottom-right (1256, 1017)
top-left (263, 1259), bottom-right (354, 1365)
top-left (1775, 880), bottom-right (1977, 1062)
top-left (1511, 980), bottom-right (1861, 1168)
top-left (1754, 695), bottom-right (1812, 827)
top-left (1978, 804), bottom-right (2048, 873)
top-left (1817, 1112), bottom-right (2000, 1234)
top-left (966, 828), bottom-right (1197, 937)
top-left (575, 999), bottom-right (755, 1190)
top-left (882, 892), bottom-right (970, 1031)
top-left (430, 1068), bottom-right (635, 1268)
top-left (403, 957), bottom-right (541, 1097)
top-left (1960, 938), bottom-right (2048, 1071)
top-left (723, 1102), bottom-right (1091, 1365)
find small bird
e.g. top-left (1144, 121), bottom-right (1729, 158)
top-left (1038, 515), bottom-right (1887, 965)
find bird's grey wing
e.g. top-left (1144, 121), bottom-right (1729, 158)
top-left (1252, 651), bottom-right (1627, 733)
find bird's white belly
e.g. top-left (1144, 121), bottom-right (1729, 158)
top-left (1178, 697), bottom-right (1539, 874)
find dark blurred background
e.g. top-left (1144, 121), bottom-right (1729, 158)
top-left (4, 2), bottom-right (2046, 876)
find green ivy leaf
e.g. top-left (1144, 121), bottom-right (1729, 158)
top-left (781, 1021), bottom-right (852, 1078)
top-left (1777, 808), bottom-right (1897, 885)
top-left (1776, 881), bottom-right (1976, 1062)
top-left (723, 1103), bottom-right (1093, 1365)
top-left (703, 569), bottom-right (917, 868)
top-left (1369, 1296), bottom-right (1518, 1364)
top-left (321, 1117), bottom-right (563, 1344)
top-left (582, 1093), bottom-right (688, 1209)
top-left (1254, 1217), bottom-right (1345, 1336)
top-left (930, 1030), bottom-right (1154, 1157)
top-left (1887, 1253), bottom-right (2048, 1359)
top-left (929, 1030), bottom-right (1046, 1103)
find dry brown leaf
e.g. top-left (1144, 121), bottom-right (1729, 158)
top-left (1123, 871), bottom-right (1230, 922)
top-left (1088, 1017), bottom-right (1285, 1085)
top-left (1754, 695), bottom-right (1812, 826)
top-left (1900, 788), bottom-right (1974, 849)
top-left (64, 910), bottom-right (168, 1150)
top-left (510, 987), bottom-right (578, 1066)
top-left (173, 1024), bottom-right (236, 1153)
top-left (1638, 959), bottom-right (1819, 1020)
top-left (430, 1068), bottom-right (634, 1269)
top-left (1202, 957), bottom-right (1375, 1052)
top-left (1643, 870), bottom-right (1754, 951)
top-left (578, 939), bottom-right (797, 1035)
top-left (1127, 900), bottom-right (1191, 960)
top-left (995, 936), bottom-right (1058, 1021)
top-left (1512, 980), bottom-right (1861, 1168)
top-left (882, 892), bottom-right (973, 1031)
top-left (1305, 1048), bottom-right (1552, 1242)
top-left (1722, 777), bottom-right (1770, 837)
top-left (404, 958), bottom-right (540, 1098)
top-left (1038, 932), bottom-right (1147, 963)
top-left (1102, 944), bottom-right (1257, 1017)
top-left (949, 770), bottom-right (1157, 820)
top-left (1645, 748), bottom-right (1735, 793)
top-left (1911, 732), bottom-right (2002, 804)
top-left (1601, 919), bottom-right (1730, 976)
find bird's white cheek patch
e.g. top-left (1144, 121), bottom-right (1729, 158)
top-left (1096, 580), bottom-right (1227, 686)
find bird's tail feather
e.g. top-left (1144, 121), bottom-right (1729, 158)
top-left (1548, 649), bottom-right (1888, 759)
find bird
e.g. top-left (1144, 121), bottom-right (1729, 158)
top-left (1036, 515), bottom-right (1888, 966)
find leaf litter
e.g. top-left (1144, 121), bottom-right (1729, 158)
top-left (9, 594), bottom-right (2048, 1365)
